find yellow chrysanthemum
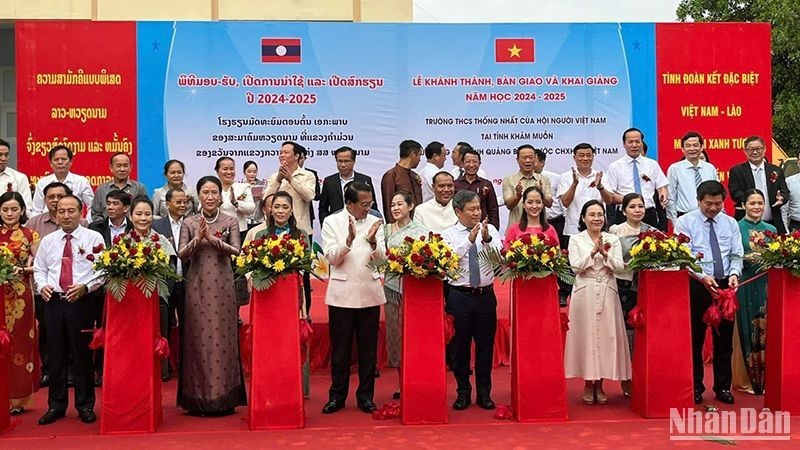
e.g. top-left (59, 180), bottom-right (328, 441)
top-left (273, 260), bottom-right (286, 272)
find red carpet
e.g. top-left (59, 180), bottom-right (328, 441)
top-left (2, 367), bottom-right (799, 448)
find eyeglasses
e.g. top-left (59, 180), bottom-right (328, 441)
top-left (746, 146), bottom-right (765, 152)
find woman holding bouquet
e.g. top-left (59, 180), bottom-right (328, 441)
top-left (178, 176), bottom-right (245, 416)
top-left (503, 186), bottom-right (559, 247)
top-left (608, 193), bottom-right (653, 397)
top-left (564, 200), bottom-right (630, 405)
top-left (1, 192), bottom-right (39, 415)
top-left (734, 188), bottom-right (775, 395)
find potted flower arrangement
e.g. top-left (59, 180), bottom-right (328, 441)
top-left (626, 230), bottom-right (702, 272)
top-left (749, 229), bottom-right (800, 276)
top-left (371, 232), bottom-right (462, 280)
top-left (478, 232), bottom-right (574, 283)
top-left (234, 233), bottom-right (314, 290)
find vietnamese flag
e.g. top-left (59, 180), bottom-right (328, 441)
top-left (495, 38), bottom-right (535, 63)
top-left (261, 38), bottom-right (301, 63)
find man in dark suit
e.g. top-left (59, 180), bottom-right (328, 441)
top-left (728, 135), bottom-right (789, 233)
top-left (87, 189), bottom-right (132, 386)
top-left (152, 187), bottom-right (188, 381)
top-left (319, 146), bottom-right (376, 225)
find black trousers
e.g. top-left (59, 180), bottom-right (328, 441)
top-left (690, 278), bottom-right (733, 394)
top-left (45, 292), bottom-right (96, 413)
top-left (161, 281), bottom-right (184, 377)
top-left (328, 305), bottom-right (380, 404)
top-left (92, 290), bottom-right (105, 375)
top-left (446, 286), bottom-right (497, 397)
top-left (35, 294), bottom-right (48, 375)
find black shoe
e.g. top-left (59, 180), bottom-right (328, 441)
top-left (78, 408), bottom-right (97, 423)
top-left (39, 374), bottom-right (50, 387)
top-left (453, 394), bottom-right (471, 411)
top-left (392, 391), bottom-right (401, 400)
top-left (559, 296), bottom-right (568, 307)
top-left (694, 392), bottom-right (703, 404)
top-left (161, 374), bottom-right (171, 382)
top-left (358, 400), bottom-right (377, 413)
top-left (477, 395), bottom-right (495, 410)
top-left (38, 409), bottom-right (65, 425)
top-left (374, 368), bottom-right (380, 378)
top-left (715, 390), bottom-right (735, 404)
top-left (321, 400), bottom-right (345, 414)
top-left (94, 373), bottom-right (103, 387)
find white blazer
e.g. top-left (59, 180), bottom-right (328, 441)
top-left (321, 209), bottom-right (386, 309)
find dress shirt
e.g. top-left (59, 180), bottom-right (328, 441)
top-left (339, 173), bottom-right (355, 196)
top-left (152, 183), bottom-right (199, 220)
top-left (26, 212), bottom-right (87, 238)
top-left (91, 179), bottom-right (148, 223)
top-left (666, 160), bottom-right (719, 220)
top-left (0, 166), bottom-right (33, 209)
top-left (168, 216), bottom-right (184, 275)
top-left (542, 169), bottom-right (564, 220)
top-left (749, 162), bottom-right (772, 221)
top-left (31, 172), bottom-right (94, 217)
top-left (605, 155), bottom-right (668, 209)
top-left (265, 167), bottom-right (316, 234)
top-left (109, 218), bottom-right (129, 242)
top-left (501, 171), bottom-right (553, 226)
top-left (441, 221), bottom-right (502, 287)
top-left (413, 198), bottom-right (458, 234)
top-left (220, 182), bottom-right (257, 232)
top-left (421, 162), bottom-right (443, 203)
top-left (33, 225), bottom-right (105, 294)
top-left (557, 169), bottom-right (603, 236)
top-left (674, 209), bottom-right (744, 280)
top-left (783, 174), bottom-right (800, 227)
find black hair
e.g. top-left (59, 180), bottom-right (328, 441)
top-left (391, 190), bottom-right (414, 208)
top-left (0, 192), bottom-right (28, 224)
top-left (743, 135), bottom-right (765, 148)
top-left (573, 143), bottom-right (595, 154)
top-left (424, 141), bottom-right (444, 159)
top-left (344, 181), bottom-right (373, 204)
top-left (130, 196), bottom-right (154, 214)
top-left (196, 175), bottom-right (222, 195)
top-left (460, 147), bottom-right (481, 163)
top-left (109, 152), bottom-right (130, 165)
top-left (165, 187), bottom-right (185, 202)
top-left (517, 186), bottom-right (549, 232)
top-left (48, 145), bottom-right (73, 161)
top-left (432, 171), bottom-right (454, 186)
top-left (578, 200), bottom-right (607, 232)
top-left (399, 140), bottom-right (422, 159)
top-left (214, 157), bottom-right (234, 172)
top-left (622, 127), bottom-right (644, 142)
top-left (621, 192), bottom-right (646, 212)
top-left (243, 160), bottom-right (258, 172)
top-left (452, 190), bottom-right (479, 211)
top-left (696, 180), bottom-right (726, 201)
top-left (0, 138), bottom-right (10, 149)
top-left (43, 181), bottom-right (72, 197)
top-left (742, 188), bottom-right (765, 205)
top-left (334, 146), bottom-right (356, 162)
top-left (58, 194), bottom-right (83, 211)
top-left (680, 131), bottom-right (704, 147)
top-left (106, 189), bottom-right (132, 207)
top-left (267, 191), bottom-right (302, 239)
top-left (163, 159), bottom-right (185, 175)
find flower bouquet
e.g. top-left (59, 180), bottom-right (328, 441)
top-left (478, 232), bottom-right (574, 283)
top-left (234, 233), bottom-right (314, 290)
top-left (0, 244), bottom-right (15, 285)
top-left (749, 229), bottom-right (800, 277)
top-left (370, 232), bottom-right (462, 280)
top-left (89, 231), bottom-right (180, 301)
top-left (627, 230), bottom-right (701, 272)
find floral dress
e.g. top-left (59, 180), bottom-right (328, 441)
top-left (1, 224), bottom-right (40, 409)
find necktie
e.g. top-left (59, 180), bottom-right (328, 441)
top-left (707, 218), bottom-right (724, 280)
top-left (632, 159), bottom-right (642, 194)
top-left (467, 229), bottom-right (481, 288)
top-left (692, 165), bottom-right (702, 188)
top-left (59, 234), bottom-right (74, 292)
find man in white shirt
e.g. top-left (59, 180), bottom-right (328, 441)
top-left (558, 143), bottom-right (610, 238)
top-left (321, 181), bottom-right (385, 415)
top-left (264, 141), bottom-right (317, 235)
top-left (0, 139), bottom-right (33, 209)
top-left (666, 131), bottom-right (719, 224)
top-left (442, 190), bottom-right (502, 411)
top-left (414, 171), bottom-right (458, 233)
top-left (34, 195), bottom-right (105, 425)
top-left (421, 141), bottom-right (447, 203)
top-left (783, 173), bottom-right (800, 232)
top-left (31, 145), bottom-right (95, 217)
top-left (605, 128), bottom-right (669, 227)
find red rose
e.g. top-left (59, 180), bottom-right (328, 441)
top-left (697, 252), bottom-right (704, 259)
top-left (508, 261), bottom-right (517, 269)
top-left (271, 246), bottom-right (281, 256)
top-left (287, 243), bottom-right (295, 252)
top-left (603, 242), bottom-right (611, 251)
top-left (131, 232), bottom-right (140, 242)
top-left (404, 236), bottom-right (415, 244)
top-left (770, 172), bottom-right (778, 183)
top-left (110, 252), bottom-right (119, 261)
top-left (113, 235), bottom-right (122, 245)
top-left (155, 243), bottom-right (161, 250)
top-left (86, 254), bottom-right (95, 262)
top-left (129, 247), bottom-right (138, 256)
top-left (676, 233), bottom-right (689, 244)
top-left (642, 242), bottom-right (650, 251)
top-left (92, 243), bottom-right (105, 253)
top-left (151, 234), bottom-right (160, 242)
top-left (642, 174), bottom-right (651, 182)
top-left (142, 247), bottom-right (152, 256)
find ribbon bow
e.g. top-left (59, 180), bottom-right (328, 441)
top-left (627, 306), bottom-right (645, 330)
top-left (371, 401), bottom-right (401, 420)
top-left (494, 404), bottom-right (515, 420)
top-left (88, 328), bottom-right (105, 350)
top-left (154, 336), bottom-right (170, 358)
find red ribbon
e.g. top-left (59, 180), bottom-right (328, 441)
top-left (702, 271), bottom-right (766, 329)
top-left (494, 404), bottom-right (515, 420)
top-left (560, 311), bottom-right (570, 333)
top-left (154, 336), bottom-right (170, 358)
top-left (627, 305), bottom-right (645, 330)
top-left (0, 329), bottom-right (11, 353)
top-left (299, 318), bottom-right (313, 344)
top-left (444, 314), bottom-right (455, 344)
top-left (88, 327), bottom-right (105, 350)
top-left (371, 401), bottom-right (401, 420)
top-left (241, 323), bottom-right (252, 357)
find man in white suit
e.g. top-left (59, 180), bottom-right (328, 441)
top-left (321, 181), bottom-right (385, 414)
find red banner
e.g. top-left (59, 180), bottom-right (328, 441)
top-left (655, 23), bottom-right (771, 211)
top-left (16, 21), bottom-right (138, 188)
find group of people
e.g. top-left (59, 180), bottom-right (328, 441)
top-left (0, 127), bottom-right (791, 423)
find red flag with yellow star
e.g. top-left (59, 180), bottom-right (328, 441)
top-left (494, 38), bottom-right (535, 63)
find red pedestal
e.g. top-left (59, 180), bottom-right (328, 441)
top-left (248, 274), bottom-right (304, 430)
top-left (630, 270), bottom-right (693, 418)
top-left (401, 276), bottom-right (447, 425)
top-left (100, 283), bottom-right (162, 434)
top-left (511, 276), bottom-right (568, 422)
top-left (765, 269), bottom-right (800, 414)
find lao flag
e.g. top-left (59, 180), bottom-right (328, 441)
top-left (261, 38), bottom-right (301, 63)
top-left (494, 38), bottom-right (535, 63)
